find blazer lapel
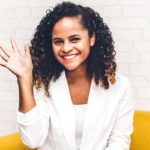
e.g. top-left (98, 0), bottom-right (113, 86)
top-left (80, 79), bottom-right (109, 150)
top-left (50, 71), bottom-right (76, 150)
top-left (50, 71), bottom-right (113, 150)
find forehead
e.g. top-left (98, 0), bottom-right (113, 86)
top-left (52, 16), bottom-right (87, 37)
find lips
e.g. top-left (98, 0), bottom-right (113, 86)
top-left (61, 54), bottom-right (79, 60)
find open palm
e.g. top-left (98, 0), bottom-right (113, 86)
top-left (0, 38), bottom-right (33, 77)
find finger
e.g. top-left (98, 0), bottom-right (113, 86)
top-left (0, 51), bottom-right (9, 61)
top-left (10, 38), bottom-right (18, 52)
top-left (0, 61), bottom-right (6, 67)
top-left (0, 44), bottom-right (11, 57)
top-left (25, 44), bottom-right (31, 58)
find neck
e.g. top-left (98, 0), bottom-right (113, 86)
top-left (65, 64), bottom-right (90, 84)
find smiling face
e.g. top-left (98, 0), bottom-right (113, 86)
top-left (52, 16), bottom-right (95, 72)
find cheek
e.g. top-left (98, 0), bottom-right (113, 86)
top-left (52, 49), bottom-right (60, 62)
top-left (76, 41), bottom-right (89, 51)
top-left (80, 42), bottom-right (91, 54)
top-left (52, 45), bottom-right (59, 56)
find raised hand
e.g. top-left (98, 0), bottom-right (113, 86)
top-left (0, 38), bottom-right (33, 78)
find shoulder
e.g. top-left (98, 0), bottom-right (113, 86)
top-left (108, 73), bottom-right (131, 94)
top-left (33, 86), bottom-right (44, 96)
top-left (33, 86), bottom-right (50, 102)
top-left (115, 73), bottom-right (130, 87)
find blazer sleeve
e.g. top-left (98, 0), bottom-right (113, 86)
top-left (17, 87), bottom-right (50, 149)
top-left (105, 78), bottom-right (134, 150)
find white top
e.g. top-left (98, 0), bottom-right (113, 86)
top-left (17, 71), bottom-right (134, 150)
top-left (73, 104), bottom-right (87, 150)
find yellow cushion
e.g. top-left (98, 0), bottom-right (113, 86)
top-left (130, 111), bottom-right (150, 150)
top-left (0, 111), bottom-right (150, 150)
top-left (0, 132), bottom-right (37, 150)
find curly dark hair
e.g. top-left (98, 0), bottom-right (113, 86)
top-left (30, 1), bottom-right (117, 97)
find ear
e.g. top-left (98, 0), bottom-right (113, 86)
top-left (90, 32), bottom-right (96, 47)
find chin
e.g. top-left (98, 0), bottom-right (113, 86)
top-left (64, 65), bottom-right (79, 72)
top-left (65, 67), bottom-right (76, 72)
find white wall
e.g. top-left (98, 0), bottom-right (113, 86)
top-left (0, 0), bottom-right (150, 136)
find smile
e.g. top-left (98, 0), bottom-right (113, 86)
top-left (62, 54), bottom-right (78, 60)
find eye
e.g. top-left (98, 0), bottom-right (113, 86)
top-left (54, 40), bottom-right (63, 45)
top-left (70, 38), bottom-right (80, 42)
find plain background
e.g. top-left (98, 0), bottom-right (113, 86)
top-left (0, 0), bottom-right (150, 136)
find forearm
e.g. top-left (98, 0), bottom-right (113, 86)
top-left (17, 106), bottom-right (49, 148)
top-left (17, 73), bottom-right (36, 113)
top-left (17, 85), bottom-right (50, 148)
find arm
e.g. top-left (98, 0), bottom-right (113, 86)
top-left (0, 38), bottom-right (36, 113)
top-left (17, 87), bottom-right (50, 148)
top-left (0, 38), bottom-right (50, 148)
top-left (17, 71), bottom-right (36, 114)
top-left (105, 79), bottom-right (134, 150)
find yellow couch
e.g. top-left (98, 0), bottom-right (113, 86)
top-left (130, 111), bottom-right (150, 150)
top-left (0, 132), bottom-right (37, 150)
top-left (0, 111), bottom-right (150, 150)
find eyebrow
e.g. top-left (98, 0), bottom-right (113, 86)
top-left (52, 34), bottom-right (80, 41)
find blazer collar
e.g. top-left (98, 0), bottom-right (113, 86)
top-left (50, 71), bottom-right (108, 150)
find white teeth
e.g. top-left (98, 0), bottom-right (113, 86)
top-left (63, 54), bottom-right (77, 59)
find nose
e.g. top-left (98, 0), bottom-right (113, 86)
top-left (62, 41), bottom-right (73, 53)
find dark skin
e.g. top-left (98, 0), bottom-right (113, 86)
top-left (0, 38), bottom-right (36, 113)
top-left (52, 16), bottom-right (95, 105)
top-left (66, 62), bottom-right (91, 105)
top-left (0, 16), bottom-right (95, 115)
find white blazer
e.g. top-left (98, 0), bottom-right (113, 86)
top-left (17, 71), bottom-right (134, 150)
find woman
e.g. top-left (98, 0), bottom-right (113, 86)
top-left (0, 2), bottom-right (134, 150)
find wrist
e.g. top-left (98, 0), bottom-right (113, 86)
top-left (17, 73), bottom-right (33, 86)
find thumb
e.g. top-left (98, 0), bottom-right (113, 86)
top-left (25, 44), bottom-right (31, 58)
